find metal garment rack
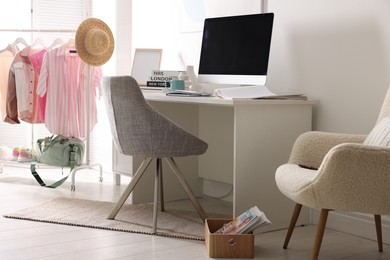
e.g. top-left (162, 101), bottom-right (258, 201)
top-left (0, 28), bottom-right (103, 190)
top-left (0, 29), bottom-right (76, 33)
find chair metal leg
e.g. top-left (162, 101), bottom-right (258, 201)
top-left (152, 158), bottom-right (161, 234)
top-left (158, 158), bottom-right (165, 212)
top-left (375, 214), bottom-right (383, 252)
top-left (312, 209), bottom-right (330, 260)
top-left (165, 157), bottom-right (207, 221)
top-left (107, 158), bottom-right (153, 220)
top-left (283, 203), bottom-right (302, 249)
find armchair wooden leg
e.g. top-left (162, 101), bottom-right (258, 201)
top-left (312, 209), bottom-right (330, 260)
top-left (375, 214), bottom-right (383, 252)
top-left (165, 157), bottom-right (207, 221)
top-left (107, 158), bottom-right (153, 220)
top-left (283, 203), bottom-right (302, 249)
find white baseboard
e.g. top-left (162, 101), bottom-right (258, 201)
top-left (312, 209), bottom-right (390, 244)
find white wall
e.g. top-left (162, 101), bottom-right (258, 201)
top-left (129, 0), bottom-right (263, 72)
top-left (266, 0), bottom-right (390, 133)
top-left (116, 0), bottom-right (132, 75)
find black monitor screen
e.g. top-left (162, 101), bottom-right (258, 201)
top-left (199, 13), bottom-right (274, 77)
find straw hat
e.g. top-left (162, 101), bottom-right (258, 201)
top-left (75, 18), bottom-right (114, 66)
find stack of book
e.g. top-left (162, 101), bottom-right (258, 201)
top-left (214, 206), bottom-right (271, 234)
top-left (146, 70), bottom-right (183, 88)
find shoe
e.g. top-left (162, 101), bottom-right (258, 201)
top-left (0, 146), bottom-right (11, 160)
top-left (10, 147), bottom-right (20, 161)
top-left (17, 148), bottom-right (33, 162)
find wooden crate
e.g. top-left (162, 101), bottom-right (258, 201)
top-left (205, 218), bottom-right (254, 258)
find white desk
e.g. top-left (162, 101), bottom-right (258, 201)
top-left (113, 90), bottom-right (316, 232)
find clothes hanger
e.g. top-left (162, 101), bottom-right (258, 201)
top-left (14, 37), bottom-right (29, 48)
top-left (62, 38), bottom-right (75, 47)
top-left (0, 37), bottom-right (28, 54)
top-left (48, 38), bottom-right (64, 49)
top-left (61, 38), bottom-right (77, 55)
top-left (60, 38), bottom-right (76, 51)
top-left (31, 37), bottom-right (47, 50)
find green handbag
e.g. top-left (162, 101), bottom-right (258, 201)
top-left (35, 135), bottom-right (85, 168)
top-left (30, 135), bottom-right (85, 188)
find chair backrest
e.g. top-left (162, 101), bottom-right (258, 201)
top-left (376, 86), bottom-right (390, 124)
top-left (102, 76), bottom-right (207, 158)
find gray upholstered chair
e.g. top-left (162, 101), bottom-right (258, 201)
top-left (102, 75), bottom-right (208, 233)
top-left (275, 86), bottom-right (390, 260)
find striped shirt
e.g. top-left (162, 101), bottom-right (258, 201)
top-left (37, 44), bottom-right (102, 140)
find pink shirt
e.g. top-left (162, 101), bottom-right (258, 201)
top-left (37, 44), bottom-right (102, 140)
top-left (30, 49), bottom-right (47, 122)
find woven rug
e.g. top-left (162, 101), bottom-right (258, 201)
top-left (4, 197), bottom-right (223, 241)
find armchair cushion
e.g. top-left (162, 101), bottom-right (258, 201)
top-left (364, 116), bottom-right (390, 147)
top-left (289, 131), bottom-right (366, 170)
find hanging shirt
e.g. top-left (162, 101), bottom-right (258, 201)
top-left (37, 44), bottom-right (102, 140)
top-left (29, 49), bottom-right (47, 122)
top-left (0, 43), bottom-right (19, 121)
top-left (5, 46), bottom-right (44, 124)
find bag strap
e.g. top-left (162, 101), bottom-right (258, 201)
top-left (30, 164), bottom-right (70, 188)
top-left (30, 145), bottom-right (79, 188)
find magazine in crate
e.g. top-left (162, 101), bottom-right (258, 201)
top-left (214, 206), bottom-right (271, 235)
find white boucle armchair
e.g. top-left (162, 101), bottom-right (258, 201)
top-left (275, 87), bottom-right (390, 260)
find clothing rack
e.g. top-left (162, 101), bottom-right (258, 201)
top-left (1, 27), bottom-right (77, 143)
top-left (0, 28), bottom-right (103, 190)
top-left (0, 29), bottom-right (76, 33)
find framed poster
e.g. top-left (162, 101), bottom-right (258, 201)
top-left (131, 48), bottom-right (162, 86)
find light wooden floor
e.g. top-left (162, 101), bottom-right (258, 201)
top-left (0, 165), bottom-right (389, 260)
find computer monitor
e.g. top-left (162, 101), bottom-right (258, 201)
top-left (198, 13), bottom-right (274, 87)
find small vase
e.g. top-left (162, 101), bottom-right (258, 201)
top-left (186, 65), bottom-right (199, 91)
